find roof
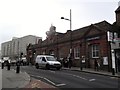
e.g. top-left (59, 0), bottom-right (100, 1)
top-left (111, 22), bottom-right (120, 33)
top-left (115, 6), bottom-right (120, 13)
top-left (72, 20), bottom-right (112, 37)
top-left (35, 20), bottom-right (112, 48)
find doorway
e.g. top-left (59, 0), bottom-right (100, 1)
top-left (115, 49), bottom-right (120, 72)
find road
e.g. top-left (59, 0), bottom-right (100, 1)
top-left (16, 65), bottom-right (119, 89)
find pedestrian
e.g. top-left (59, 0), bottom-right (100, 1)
top-left (7, 60), bottom-right (11, 70)
top-left (68, 54), bottom-right (72, 69)
top-left (1, 58), bottom-right (4, 69)
top-left (64, 58), bottom-right (68, 68)
top-left (94, 59), bottom-right (99, 71)
top-left (16, 61), bottom-right (20, 73)
top-left (80, 59), bottom-right (83, 71)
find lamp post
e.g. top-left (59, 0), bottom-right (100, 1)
top-left (61, 9), bottom-right (72, 30)
top-left (55, 33), bottom-right (59, 61)
top-left (61, 9), bottom-right (72, 54)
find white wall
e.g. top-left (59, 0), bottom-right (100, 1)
top-left (1, 35), bottom-right (42, 59)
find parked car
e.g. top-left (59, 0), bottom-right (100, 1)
top-left (35, 55), bottom-right (62, 70)
top-left (21, 57), bottom-right (27, 66)
top-left (11, 60), bottom-right (17, 66)
top-left (3, 59), bottom-right (11, 66)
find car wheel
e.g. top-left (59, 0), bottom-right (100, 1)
top-left (35, 63), bottom-right (39, 69)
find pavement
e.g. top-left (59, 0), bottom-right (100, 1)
top-left (1, 66), bottom-right (120, 90)
top-left (62, 67), bottom-right (120, 78)
top-left (1, 66), bottom-right (30, 89)
top-left (1, 66), bottom-right (59, 90)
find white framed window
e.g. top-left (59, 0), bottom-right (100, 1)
top-left (92, 44), bottom-right (99, 58)
top-left (74, 47), bottom-right (80, 59)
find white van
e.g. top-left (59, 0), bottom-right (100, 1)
top-left (35, 55), bottom-right (62, 70)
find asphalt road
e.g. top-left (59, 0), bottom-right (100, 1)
top-left (11, 65), bottom-right (119, 89)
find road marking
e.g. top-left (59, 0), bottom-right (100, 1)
top-left (49, 70), bottom-right (55, 73)
top-left (72, 74), bottom-right (87, 80)
top-left (110, 77), bottom-right (118, 79)
top-left (43, 77), bottom-right (56, 85)
top-left (31, 74), bottom-right (44, 78)
top-left (62, 72), bottom-right (88, 80)
top-left (89, 79), bottom-right (96, 82)
top-left (30, 74), bottom-right (66, 87)
top-left (56, 83), bottom-right (66, 87)
top-left (62, 72), bottom-right (97, 82)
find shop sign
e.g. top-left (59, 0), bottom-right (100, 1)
top-left (114, 38), bottom-right (120, 42)
top-left (107, 31), bottom-right (113, 42)
top-left (103, 57), bottom-right (108, 65)
top-left (86, 36), bottom-right (100, 41)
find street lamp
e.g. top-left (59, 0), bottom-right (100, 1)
top-left (61, 9), bottom-right (72, 30)
top-left (55, 33), bottom-right (59, 60)
top-left (61, 9), bottom-right (72, 59)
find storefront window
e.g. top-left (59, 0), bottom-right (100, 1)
top-left (92, 44), bottom-right (99, 58)
top-left (74, 47), bottom-right (80, 59)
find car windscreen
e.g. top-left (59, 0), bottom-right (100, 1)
top-left (46, 57), bottom-right (56, 61)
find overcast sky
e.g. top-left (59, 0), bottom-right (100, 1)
top-left (0, 0), bottom-right (119, 48)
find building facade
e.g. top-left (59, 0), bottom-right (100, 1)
top-left (1, 35), bottom-right (41, 60)
top-left (27, 6), bottom-right (120, 72)
top-left (109, 6), bottom-right (120, 73)
top-left (27, 21), bottom-right (113, 71)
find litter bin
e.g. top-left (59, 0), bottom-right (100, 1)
top-left (1, 63), bottom-right (4, 69)
top-left (16, 61), bottom-right (20, 73)
top-left (112, 68), bottom-right (115, 75)
top-left (7, 64), bottom-right (10, 70)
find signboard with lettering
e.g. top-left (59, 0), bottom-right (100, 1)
top-left (103, 57), bottom-right (108, 65)
top-left (114, 38), bottom-right (120, 42)
top-left (107, 31), bottom-right (113, 42)
top-left (86, 36), bottom-right (100, 41)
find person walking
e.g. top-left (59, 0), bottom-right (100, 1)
top-left (68, 54), bottom-right (72, 69)
top-left (94, 59), bottom-right (99, 71)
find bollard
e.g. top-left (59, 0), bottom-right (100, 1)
top-left (1, 63), bottom-right (4, 69)
top-left (7, 64), bottom-right (10, 70)
top-left (16, 65), bottom-right (20, 73)
top-left (80, 67), bottom-right (83, 71)
top-left (112, 68), bottom-right (115, 75)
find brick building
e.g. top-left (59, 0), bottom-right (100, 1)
top-left (109, 6), bottom-right (120, 72)
top-left (27, 21), bottom-right (113, 71)
top-left (27, 6), bottom-right (120, 71)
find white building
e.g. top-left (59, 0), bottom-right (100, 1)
top-left (1, 35), bottom-right (42, 60)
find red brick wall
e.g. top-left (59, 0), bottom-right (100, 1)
top-left (27, 21), bottom-right (112, 71)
